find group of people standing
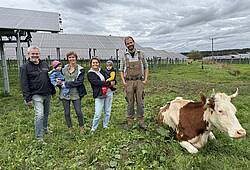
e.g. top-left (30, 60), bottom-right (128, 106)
top-left (20, 36), bottom-right (149, 143)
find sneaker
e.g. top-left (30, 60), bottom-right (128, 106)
top-left (90, 130), bottom-right (95, 135)
top-left (37, 138), bottom-right (47, 145)
top-left (44, 129), bottom-right (53, 134)
top-left (68, 127), bottom-right (74, 134)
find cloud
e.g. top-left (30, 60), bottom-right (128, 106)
top-left (47, 0), bottom-right (101, 14)
top-left (176, 7), bottom-right (218, 27)
top-left (150, 24), bottom-right (176, 36)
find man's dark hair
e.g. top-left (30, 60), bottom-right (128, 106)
top-left (124, 36), bottom-right (134, 45)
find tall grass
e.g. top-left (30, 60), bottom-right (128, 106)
top-left (0, 62), bottom-right (249, 169)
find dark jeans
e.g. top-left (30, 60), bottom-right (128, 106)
top-left (62, 99), bottom-right (84, 128)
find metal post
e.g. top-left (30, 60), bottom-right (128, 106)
top-left (21, 47), bottom-right (25, 64)
top-left (56, 47), bottom-right (60, 60)
top-left (16, 30), bottom-right (23, 76)
top-left (0, 41), bottom-right (10, 96)
top-left (211, 38), bottom-right (214, 60)
top-left (88, 48), bottom-right (92, 59)
top-left (116, 49), bottom-right (119, 69)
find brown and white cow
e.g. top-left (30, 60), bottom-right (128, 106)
top-left (158, 89), bottom-right (246, 154)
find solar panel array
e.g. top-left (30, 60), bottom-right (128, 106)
top-left (141, 47), bottom-right (186, 60)
top-left (0, 7), bottom-right (60, 32)
top-left (203, 53), bottom-right (250, 60)
top-left (3, 32), bottom-right (187, 60)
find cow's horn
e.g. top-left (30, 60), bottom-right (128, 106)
top-left (230, 88), bottom-right (238, 98)
top-left (211, 89), bottom-right (215, 97)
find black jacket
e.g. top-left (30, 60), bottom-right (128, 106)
top-left (87, 68), bottom-right (110, 98)
top-left (62, 64), bottom-right (87, 98)
top-left (21, 60), bottom-right (55, 102)
top-left (105, 67), bottom-right (116, 80)
top-left (105, 67), bottom-right (117, 91)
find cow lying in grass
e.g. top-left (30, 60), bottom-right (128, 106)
top-left (158, 89), bottom-right (246, 153)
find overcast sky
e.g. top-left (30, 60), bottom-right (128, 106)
top-left (1, 0), bottom-right (250, 52)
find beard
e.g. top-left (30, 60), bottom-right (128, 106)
top-left (128, 45), bottom-right (135, 51)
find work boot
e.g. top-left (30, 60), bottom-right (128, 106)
top-left (126, 117), bottom-right (134, 129)
top-left (138, 117), bottom-right (146, 130)
top-left (80, 127), bottom-right (85, 134)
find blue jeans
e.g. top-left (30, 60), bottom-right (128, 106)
top-left (91, 89), bottom-right (113, 131)
top-left (32, 94), bottom-right (51, 139)
top-left (62, 87), bottom-right (70, 97)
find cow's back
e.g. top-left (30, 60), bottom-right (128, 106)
top-left (161, 97), bottom-right (192, 130)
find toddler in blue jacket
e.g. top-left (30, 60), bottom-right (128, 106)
top-left (49, 60), bottom-right (69, 97)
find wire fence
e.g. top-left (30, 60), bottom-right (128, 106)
top-left (203, 58), bottom-right (250, 64)
top-left (0, 58), bottom-right (186, 72)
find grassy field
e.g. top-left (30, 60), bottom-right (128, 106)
top-left (0, 62), bottom-right (249, 169)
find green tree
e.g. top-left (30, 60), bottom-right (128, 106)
top-left (187, 50), bottom-right (202, 60)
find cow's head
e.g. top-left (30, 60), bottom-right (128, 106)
top-left (205, 88), bottom-right (246, 138)
top-left (157, 103), bottom-right (170, 124)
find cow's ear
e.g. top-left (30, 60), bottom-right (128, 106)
top-left (204, 97), bottom-right (215, 109)
top-left (199, 92), bottom-right (206, 104)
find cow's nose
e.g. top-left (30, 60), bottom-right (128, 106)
top-left (236, 129), bottom-right (246, 138)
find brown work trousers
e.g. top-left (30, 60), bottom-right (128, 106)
top-left (124, 80), bottom-right (144, 118)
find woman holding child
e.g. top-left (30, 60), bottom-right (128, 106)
top-left (56, 51), bottom-right (87, 134)
top-left (87, 57), bottom-right (116, 133)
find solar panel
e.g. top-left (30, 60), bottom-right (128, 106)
top-left (3, 32), bottom-right (186, 60)
top-left (0, 7), bottom-right (60, 32)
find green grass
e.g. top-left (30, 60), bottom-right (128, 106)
top-left (0, 62), bottom-right (249, 169)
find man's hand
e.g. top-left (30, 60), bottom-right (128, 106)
top-left (120, 72), bottom-right (127, 86)
top-left (25, 100), bottom-right (33, 107)
top-left (142, 80), bottom-right (147, 84)
top-left (122, 81), bottom-right (127, 86)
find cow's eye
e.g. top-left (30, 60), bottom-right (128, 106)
top-left (218, 110), bottom-right (223, 113)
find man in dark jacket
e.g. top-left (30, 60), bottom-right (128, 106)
top-left (21, 46), bottom-right (55, 143)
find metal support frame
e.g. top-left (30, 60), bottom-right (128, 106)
top-left (0, 30), bottom-right (31, 95)
top-left (16, 30), bottom-right (24, 75)
top-left (0, 38), bottom-right (10, 95)
top-left (0, 7), bottom-right (61, 96)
